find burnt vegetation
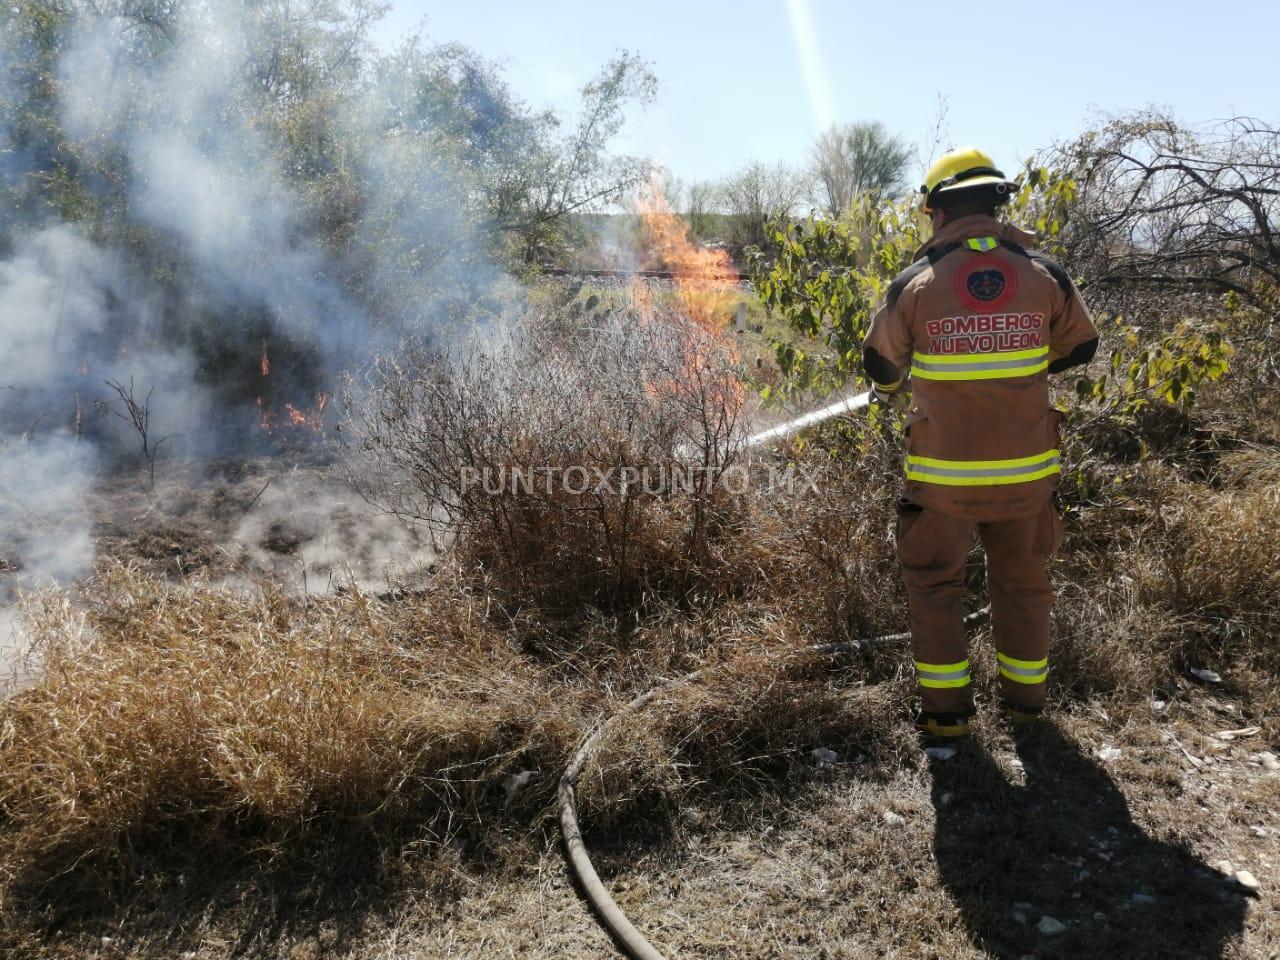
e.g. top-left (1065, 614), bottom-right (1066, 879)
top-left (344, 303), bottom-right (751, 610)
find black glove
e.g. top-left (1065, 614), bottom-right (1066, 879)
top-left (870, 381), bottom-right (906, 406)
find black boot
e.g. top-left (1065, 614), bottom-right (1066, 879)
top-left (1000, 700), bottom-right (1044, 728)
top-left (915, 708), bottom-right (975, 749)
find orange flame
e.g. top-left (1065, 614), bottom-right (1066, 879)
top-left (284, 392), bottom-right (329, 431)
top-left (257, 392), bottom-right (328, 433)
top-left (256, 396), bottom-right (275, 432)
top-left (256, 341), bottom-right (326, 434)
top-left (633, 178), bottom-right (737, 330)
top-left (632, 177), bottom-right (744, 416)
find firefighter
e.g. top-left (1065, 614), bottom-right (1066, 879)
top-left (863, 146), bottom-right (1099, 742)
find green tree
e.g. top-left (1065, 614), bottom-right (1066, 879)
top-left (747, 193), bottom-right (925, 399)
top-left (809, 121), bottom-right (911, 217)
top-left (1, 0), bottom-right (655, 283)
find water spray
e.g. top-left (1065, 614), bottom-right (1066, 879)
top-left (742, 390), bottom-right (873, 449)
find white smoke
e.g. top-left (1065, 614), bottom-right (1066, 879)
top-left (230, 470), bottom-right (439, 593)
top-left (0, 225), bottom-right (113, 389)
top-left (0, 224), bottom-right (196, 405)
top-left (0, 226), bottom-right (101, 649)
top-left (0, 224), bottom-right (206, 606)
top-left (55, 3), bottom-right (368, 354)
top-left (0, 434), bottom-right (96, 590)
top-left (0, 2), bottom-right (515, 617)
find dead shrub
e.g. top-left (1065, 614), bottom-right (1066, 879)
top-left (345, 304), bottom-right (749, 610)
top-left (1176, 485), bottom-right (1280, 625)
top-left (1042, 461), bottom-right (1280, 721)
top-left (741, 426), bottom-right (913, 644)
top-left (1130, 482), bottom-right (1280, 714)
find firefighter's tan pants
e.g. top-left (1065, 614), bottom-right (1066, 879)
top-left (896, 499), bottom-right (1063, 715)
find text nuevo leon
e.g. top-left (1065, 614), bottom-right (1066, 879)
top-left (925, 313), bottom-right (1045, 355)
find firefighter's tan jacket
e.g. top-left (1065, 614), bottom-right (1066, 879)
top-left (863, 214), bottom-right (1099, 521)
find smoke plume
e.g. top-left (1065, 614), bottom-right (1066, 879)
top-left (0, 0), bottom-right (511, 610)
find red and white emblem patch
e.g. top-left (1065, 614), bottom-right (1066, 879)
top-left (954, 255), bottom-right (1018, 311)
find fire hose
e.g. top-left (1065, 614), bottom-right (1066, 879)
top-left (558, 608), bottom-right (991, 960)
top-left (559, 386), bottom-right (981, 959)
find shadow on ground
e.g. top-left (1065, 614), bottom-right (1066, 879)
top-left (930, 724), bottom-right (1249, 959)
top-left (0, 820), bottom-right (485, 959)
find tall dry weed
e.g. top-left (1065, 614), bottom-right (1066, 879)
top-left (345, 304), bottom-right (750, 609)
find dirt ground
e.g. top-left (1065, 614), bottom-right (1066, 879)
top-left (17, 695), bottom-right (1275, 960)
top-left (328, 704), bottom-right (1280, 960)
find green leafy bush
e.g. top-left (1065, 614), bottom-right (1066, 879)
top-left (1076, 318), bottom-right (1233, 417)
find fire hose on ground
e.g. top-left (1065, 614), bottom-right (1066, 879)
top-left (558, 388), bottom-right (987, 960)
top-left (558, 609), bottom-right (992, 960)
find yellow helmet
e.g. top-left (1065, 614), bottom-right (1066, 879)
top-left (920, 146), bottom-right (1017, 212)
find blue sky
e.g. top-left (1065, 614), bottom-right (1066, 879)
top-left (373, 1), bottom-right (1279, 189)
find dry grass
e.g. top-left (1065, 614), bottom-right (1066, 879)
top-left (0, 564), bottom-right (581, 913)
top-left (1035, 448), bottom-right (1280, 728)
top-left (1, 303), bottom-right (1278, 956)
top-left (3, 439), bottom-right (1273, 952)
top-left (0, 550), bottom-right (913, 928)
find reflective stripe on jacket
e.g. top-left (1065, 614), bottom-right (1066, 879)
top-left (862, 215), bottom-right (1098, 521)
